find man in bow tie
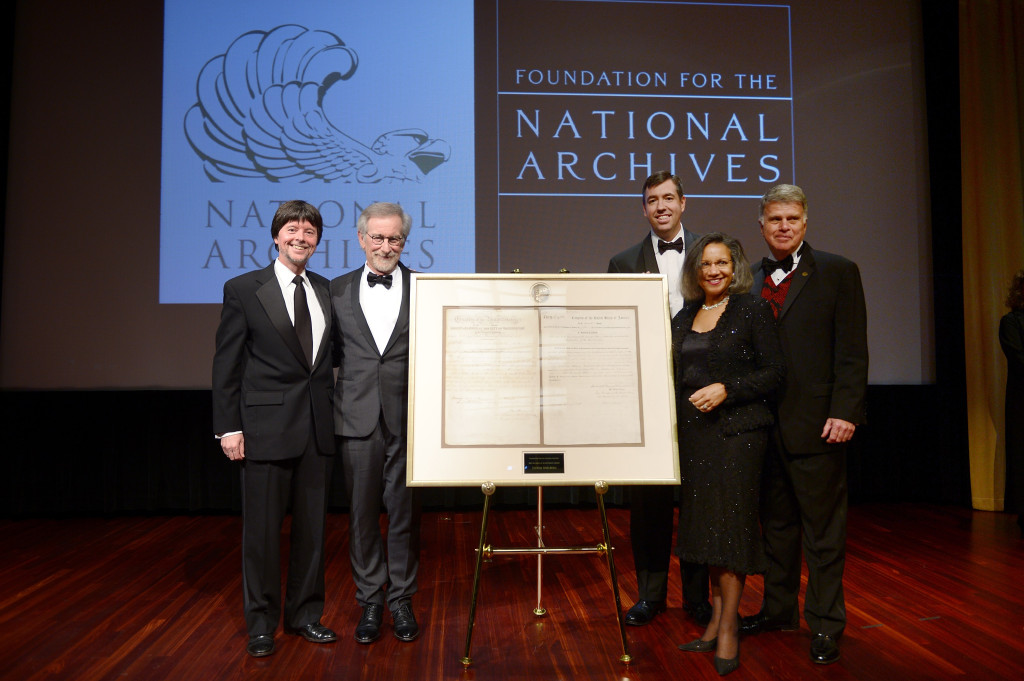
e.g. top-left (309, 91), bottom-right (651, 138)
top-left (741, 184), bottom-right (868, 666)
top-left (607, 171), bottom-right (711, 627)
top-left (212, 200), bottom-right (337, 657)
top-left (331, 202), bottom-right (421, 645)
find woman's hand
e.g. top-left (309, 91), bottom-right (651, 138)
top-left (689, 383), bottom-right (727, 412)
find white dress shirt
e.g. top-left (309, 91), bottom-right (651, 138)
top-left (273, 258), bottom-right (326, 362)
top-left (651, 232), bottom-right (686, 316)
top-left (359, 264), bottom-right (402, 354)
top-left (767, 241), bottom-right (804, 286)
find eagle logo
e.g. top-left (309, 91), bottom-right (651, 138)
top-left (184, 25), bottom-right (451, 183)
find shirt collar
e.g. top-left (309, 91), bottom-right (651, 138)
top-left (274, 258), bottom-right (305, 287)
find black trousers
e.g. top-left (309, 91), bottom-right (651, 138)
top-left (760, 433), bottom-right (848, 638)
top-left (340, 417), bottom-right (421, 611)
top-left (629, 483), bottom-right (709, 605)
top-left (240, 438), bottom-right (333, 637)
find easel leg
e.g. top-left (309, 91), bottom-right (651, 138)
top-left (461, 482), bottom-right (495, 667)
top-left (596, 481), bottom-right (632, 664)
top-left (534, 486), bottom-right (547, 616)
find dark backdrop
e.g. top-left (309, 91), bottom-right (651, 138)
top-left (0, 1), bottom-right (968, 517)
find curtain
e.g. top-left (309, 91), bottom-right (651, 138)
top-left (960, 0), bottom-right (1024, 510)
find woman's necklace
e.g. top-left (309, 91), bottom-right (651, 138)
top-left (701, 295), bottom-right (730, 311)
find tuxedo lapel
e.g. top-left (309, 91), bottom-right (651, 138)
top-left (683, 228), bottom-right (699, 251)
top-left (640, 238), bottom-right (660, 274)
top-left (348, 269), bottom-right (379, 356)
top-left (255, 265), bottom-right (309, 369)
top-left (752, 261), bottom-right (766, 284)
top-left (311, 276), bottom-right (331, 368)
top-left (380, 264), bottom-right (411, 356)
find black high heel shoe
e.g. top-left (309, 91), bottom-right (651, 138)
top-left (713, 653), bottom-right (739, 676)
top-left (678, 637), bottom-right (717, 652)
top-left (713, 639), bottom-right (740, 675)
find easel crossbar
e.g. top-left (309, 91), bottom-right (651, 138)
top-left (482, 545), bottom-right (608, 556)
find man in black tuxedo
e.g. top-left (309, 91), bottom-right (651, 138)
top-left (741, 184), bottom-right (868, 665)
top-left (331, 202), bottom-right (420, 644)
top-left (212, 200), bottom-right (337, 657)
top-left (607, 170), bottom-right (711, 627)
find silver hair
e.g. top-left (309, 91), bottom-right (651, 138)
top-left (759, 184), bottom-right (807, 222)
top-left (356, 202), bottom-right (412, 237)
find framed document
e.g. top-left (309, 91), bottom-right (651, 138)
top-left (408, 273), bottom-right (679, 486)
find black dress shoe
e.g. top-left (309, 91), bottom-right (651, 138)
top-left (624, 599), bottom-right (666, 626)
top-left (354, 603), bottom-right (383, 644)
top-left (738, 612), bottom-right (798, 635)
top-left (392, 602), bottom-right (419, 642)
top-left (288, 622), bottom-right (337, 644)
top-left (810, 633), bottom-right (840, 664)
top-left (246, 634), bottom-right (274, 657)
top-left (678, 637), bottom-right (717, 652)
top-left (683, 600), bottom-right (713, 626)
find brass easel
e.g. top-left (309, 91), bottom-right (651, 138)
top-left (460, 480), bottom-right (631, 667)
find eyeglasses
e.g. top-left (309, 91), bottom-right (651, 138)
top-left (364, 233), bottom-right (406, 247)
top-left (699, 259), bottom-right (732, 271)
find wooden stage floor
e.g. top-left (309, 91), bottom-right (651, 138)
top-left (2, 503), bottom-right (1022, 680)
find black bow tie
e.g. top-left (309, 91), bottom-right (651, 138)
top-left (658, 239), bottom-right (684, 254)
top-left (367, 272), bottom-right (393, 289)
top-left (763, 254), bottom-right (794, 275)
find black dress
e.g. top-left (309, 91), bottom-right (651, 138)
top-left (1000, 309), bottom-right (1024, 521)
top-left (672, 294), bottom-right (785, 575)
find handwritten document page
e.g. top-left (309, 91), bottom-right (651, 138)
top-left (443, 308), bottom-right (541, 445)
top-left (539, 308), bottom-right (642, 445)
top-left (442, 306), bottom-right (642, 447)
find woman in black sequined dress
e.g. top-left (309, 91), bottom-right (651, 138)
top-left (672, 233), bottom-right (784, 676)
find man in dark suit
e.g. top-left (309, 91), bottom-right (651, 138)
top-left (212, 200), bottom-right (337, 657)
top-left (607, 170), bottom-right (711, 627)
top-left (331, 202), bottom-right (420, 644)
top-left (741, 184), bottom-right (868, 665)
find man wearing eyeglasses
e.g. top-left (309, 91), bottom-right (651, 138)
top-left (607, 171), bottom-right (711, 628)
top-left (330, 202), bottom-right (420, 645)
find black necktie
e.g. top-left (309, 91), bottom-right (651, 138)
top-left (367, 272), bottom-right (393, 289)
top-left (763, 254), bottom-right (794, 275)
top-left (292, 275), bottom-right (313, 365)
top-left (658, 239), bottom-right (684, 254)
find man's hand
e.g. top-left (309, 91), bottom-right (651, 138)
top-left (221, 432), bottom-right (245, 460)
top-left (821, 418), bottom-right (856, 444)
